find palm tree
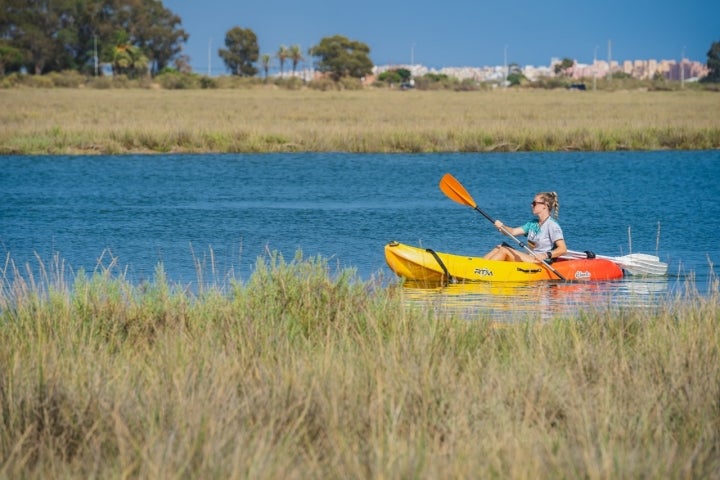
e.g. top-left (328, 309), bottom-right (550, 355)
top-left (112, 44), bottom-right (149, 78)
top-left (277, 45), bottom-right (288, 77)
top-left (261, 53), bottom-right (271, 82)
top-left (289, 44), bottom-right (303, 75)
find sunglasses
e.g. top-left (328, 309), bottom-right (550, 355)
top-left (531, 201), bottom-right (546, 207)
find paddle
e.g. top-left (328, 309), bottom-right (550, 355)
top-left (562, 250), bottom-right (668, 276)
top-left (439, 173), bottom-right (568, 281)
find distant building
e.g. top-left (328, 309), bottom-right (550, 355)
top-left (375, 57), bottom-right (708, 83)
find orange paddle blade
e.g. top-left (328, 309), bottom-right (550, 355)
top-left (439, 173), bottom-right (477, 208)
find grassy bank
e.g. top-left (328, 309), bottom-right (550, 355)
top-left (1, 88), bottom-right (719, 154)
top-left (1, 253), bottom-right (719, 478)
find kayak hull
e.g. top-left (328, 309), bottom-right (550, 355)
top-left (385, 241), bottom-right (624, 283)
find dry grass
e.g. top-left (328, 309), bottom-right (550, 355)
top-left (1, 253), bottom-right (719, 478)
top-left (1, 88), bottom-right (719, 153)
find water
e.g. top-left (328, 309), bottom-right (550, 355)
top-left (2, 151), bottom-right (718, 317)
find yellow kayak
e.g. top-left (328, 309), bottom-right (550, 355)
top-left (385, 241), bottom-right (624, 283)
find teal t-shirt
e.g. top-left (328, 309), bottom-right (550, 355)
top-left (521, 218), bottom-right (564, 253)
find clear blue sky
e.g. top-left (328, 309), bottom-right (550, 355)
top-left (163, 0), bottom-right (718, 76)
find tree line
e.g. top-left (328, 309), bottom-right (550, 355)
top-left (0, 1), bottom-right (717, 84)
top-left (0, 1), bottom-right (374, 81)
top-left (0, 0), bottom-right (188, 76)
top-left (216, 27), bottom-right (372, 81)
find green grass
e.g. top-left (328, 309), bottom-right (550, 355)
top-left (1, 252), bottom-right (719, 478)
top-left (1, 88), bottom-right (719, 154)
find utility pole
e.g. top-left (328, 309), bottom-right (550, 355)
top-left (208, 38), bottom-right (212, 76)
top-left (607, 39), bottom-right (612, 84)
top-left (504, 44), bottom-right (508, 87)
top-left (94, 34), bottom-right (98, 76)
top-left (680, 46), bottom-right (685, 88)
top-left (593, 45), bottom-right (598, 91)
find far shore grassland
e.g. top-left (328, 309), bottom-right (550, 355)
top-left (1, 86), bottom-right (720, 154)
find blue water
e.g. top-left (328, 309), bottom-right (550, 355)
top-left (2, 151), bottom-right (719, 315)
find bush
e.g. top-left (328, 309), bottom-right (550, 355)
top-left (23, 75), bottom-right (54, 88)
top-left (86, 76), bottom-right (114, 89)
top-left (454, 78), bottom-right (482, 91)
top-left (307, 77), bottom-right (339, 91)
top-left (0, 72), bottom-right (23, 88)
top-left (274, 77), bottom-right (304, 90)
top-left (50, 70), bottom-right (88, 87)
top-left (339, 77), bottom-right (363, 90)
top-left (155, 71), bottom-right (200, 89)
top-left (109, 74), bottom-right (131, 88)
top-left (529, 76), bottom-right (570, 89)
top-left (200, 76), bottom-right (217, 89)
top-left (414, 73), bottom-right (460, 90)
top-left (212, 75), bottom-right (264, 89)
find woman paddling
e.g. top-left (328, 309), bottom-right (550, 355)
top-left (484, 191), bottom-right (568, 264)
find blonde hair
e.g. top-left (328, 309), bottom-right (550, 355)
top-left (538, 191), bottom-right (560, 219)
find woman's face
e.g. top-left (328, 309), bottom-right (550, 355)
top-left (531, 197), bottom-right (546, 214)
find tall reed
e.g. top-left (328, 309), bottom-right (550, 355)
top-left (0, 252), bottom-right (718, 478)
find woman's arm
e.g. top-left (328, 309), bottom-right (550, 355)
top-left (494, 220), bottom-right (524, 236)
top-left (550, 239), bottom-right (568, 259)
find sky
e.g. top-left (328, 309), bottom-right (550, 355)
top-left (162, 0), bottom-right (718, 76)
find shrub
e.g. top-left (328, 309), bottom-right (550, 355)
top-left (339, 77), bottom-right (363, 90)
top-left (0, 72), bottom-right (22, 88)
top-left (307, 77), bottom-right (339, 91)
top-left (274, 77), bottom-right (304, 90)
top-left (49, 70), bottom-right (87, 87)
top-left (200, 76), bottom-right (217, 89)
top-left (86, 76), bottom-right (114, 89)
top-left (23, 74), bottom-right (54, 88)
top-left (155, 71), bottom-right (200, 89)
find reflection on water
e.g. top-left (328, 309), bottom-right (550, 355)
top-left (396, 277), bottom-right (673, 321)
